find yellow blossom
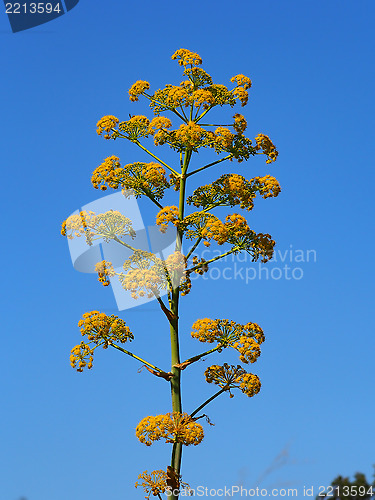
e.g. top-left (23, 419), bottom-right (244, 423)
top-left (149, 116), bottom-right (172, 133)
top-left (119, 250), bottom-right (168, 299)
top-left (214, 127), bottom-right (235, 149)
top-left (231, 74), bottom-right (252, 90)
top-left (135, 470), bottom-right (168, 499)
top-left (70, 342), bottom-right (94, 372)
top-left (175, 121), bottom-right (207, 149)
top-left (78, 310), bottom-right (133, 347)
top-left (96, 115), bottom-right (119, 139)
top-left (233, 87), bottom-right (249, 106)
top-left (233, 113), bottom-right (247, 134)
top-left (91, 159), bottom-right (169, 199)
top-left (128, 80), bottom-right (150, 102)
top-left (95, 260), bottom-right (115, 287)
top-left (191, 318), bottom-right (265, 364)
top-left (205, 363), bottom-right (261, 398)
top-left (156, 206), bottom-right (179, 233)
top-left (254, 133), bottom-right (279, 163)
top-left (192, 89), bottom-right (215, 109)
top-left (172, 48), bottom-right (202, 66)
top-left (136, 412), bottom-right (204, 447)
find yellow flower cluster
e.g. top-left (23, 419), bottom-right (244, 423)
top-left (248, 232), bottom-right (276, 263)
top-left (128, 80), bottom-right (150, 102)
top-left (78, 310), bottom-right (133, 347)
top-left (120, 268), bottom-right (163, 299)
top-left (61, 210), bottom-right (135, 244)
top-left (230, 74), bottom-right (252, 107)
top-left (172, 48), bottom-right (202, 66)
top-left (135, 470), bottom-right (168, 499)
top-left (180, 211), bottom-right (275, 261)
top-left (91, 158), bottom-right (169, 200)
top-left (231, 74), bottom-right (252, 90)
top-left (214, 127), bottom-right (235, 149)
top-left (191, 318), bottom-right (265, 364)
top-left (164, 251), bottom-right (192, 293)
top-left (156, 206), bottom-right (179, 233)
top-left (205, 363), bottom-right (261, 398)
top-left (93, 210), bottom-right (135, 242)
top-left (61, 210), bottom-right (96, 241)
top-left (233, 113), bottom-right (247, 134)
top-left (183, 67), bottom-right (213, 87)
top-left (149, 116), bottom-right (172, 132)
top-left (233, 87), bottom-right (249, 106)
top-left (70, 342), bottom-right (94, 372)
top-left (96, 115), bottom-right (119, 139)
top-left (191, 256), bottom-right (209, 275)
top-left (207, 84), bottom-right (236, 107)
top-left (252, 175), bottom-right (281, 199)
top-left (118, 115), bottom-right (151, 142)
top-left (187, 174), bottom-right (254, 211)
top-left (91, 156), bottom-right (122, 191)
top-left (167, 85), bottom-right (191, 108)
top-left (201, 213), bottom-right (250, 246)
top-left (94, 260), bottom-right (115, 287)
top-left (165, 251), bottom-right (187, 274)
top-left (174, 121), bottom-right (207, 149)
top-left (169, 172), bottom-right (180, 191)
top-left (255, 133), bottom-right (278, 163)
top-left (119, 250), bottom-right (167, 299)
top-left (136, 412), bottom-right (204, 447)
top-left (192, 89), bottom-right (216, 109)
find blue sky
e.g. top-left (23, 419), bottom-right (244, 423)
top-left (1, 1), bottom-right (374, 499)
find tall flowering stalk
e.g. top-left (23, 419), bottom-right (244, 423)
top-left (62, 49), bottom-right (280, 499)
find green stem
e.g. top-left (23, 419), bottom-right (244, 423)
top-left (109, 343), bottom-right (165, 373)
top-left (195, 106), bottom-right (213, 123)
top-left (186, 155), bottom-right (233, 178)
top-left (169, 148), bottom-right (192, 499)
top-left (112, 235), bottom-right (138, 252)
top-left (190, 387), bottom-right (227, 419)
top-left (186, 237), bottom-right (202, 260)
top-left (135, 141), bottom-right (180, 176)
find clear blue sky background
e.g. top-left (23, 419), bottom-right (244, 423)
top-left (1, 1), bottom-right (374, 499)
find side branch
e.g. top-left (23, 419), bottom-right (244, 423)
top-left (156, 295), bottom-right (178, 325)
top-left (174, 345), bottom-right (222, 370)
top-left (135, 140), bottom-right (180, 176)
top-left (186, 155), bottom-right (233, 178)
top-left (186, 237), bottom-right (202, 260)
top-left (187, 247), bottom-right (239, 273)
top-left (190, 387), bottom-right (228, 419)
top-left (109, 343), bottom-right (166, 374)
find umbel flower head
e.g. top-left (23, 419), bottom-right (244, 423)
top-left (70, 311), bottom-right (134, 371)
top-left (119, 250), bottom-right (168, 299)
top-left (61, 209), bottom-right (135, 245)
top-left (205, 363), bottom-right (261, 398)
top-left (99, 48), bottom-right (279, 165)
top-left (191, 318), bottom-right (265, 364)
top-left (179, 211), bottom-right (275, 262)
top-left (135, 469), bottom-right (191, 499)
top-left (187, 173), bottom-right (281, 212)
top-left (91, 156), bottom-right (169, 200)
top-left (135, 470), bottom-right (168, 499)
top-left (136, 412), bottom-right (204, 447)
